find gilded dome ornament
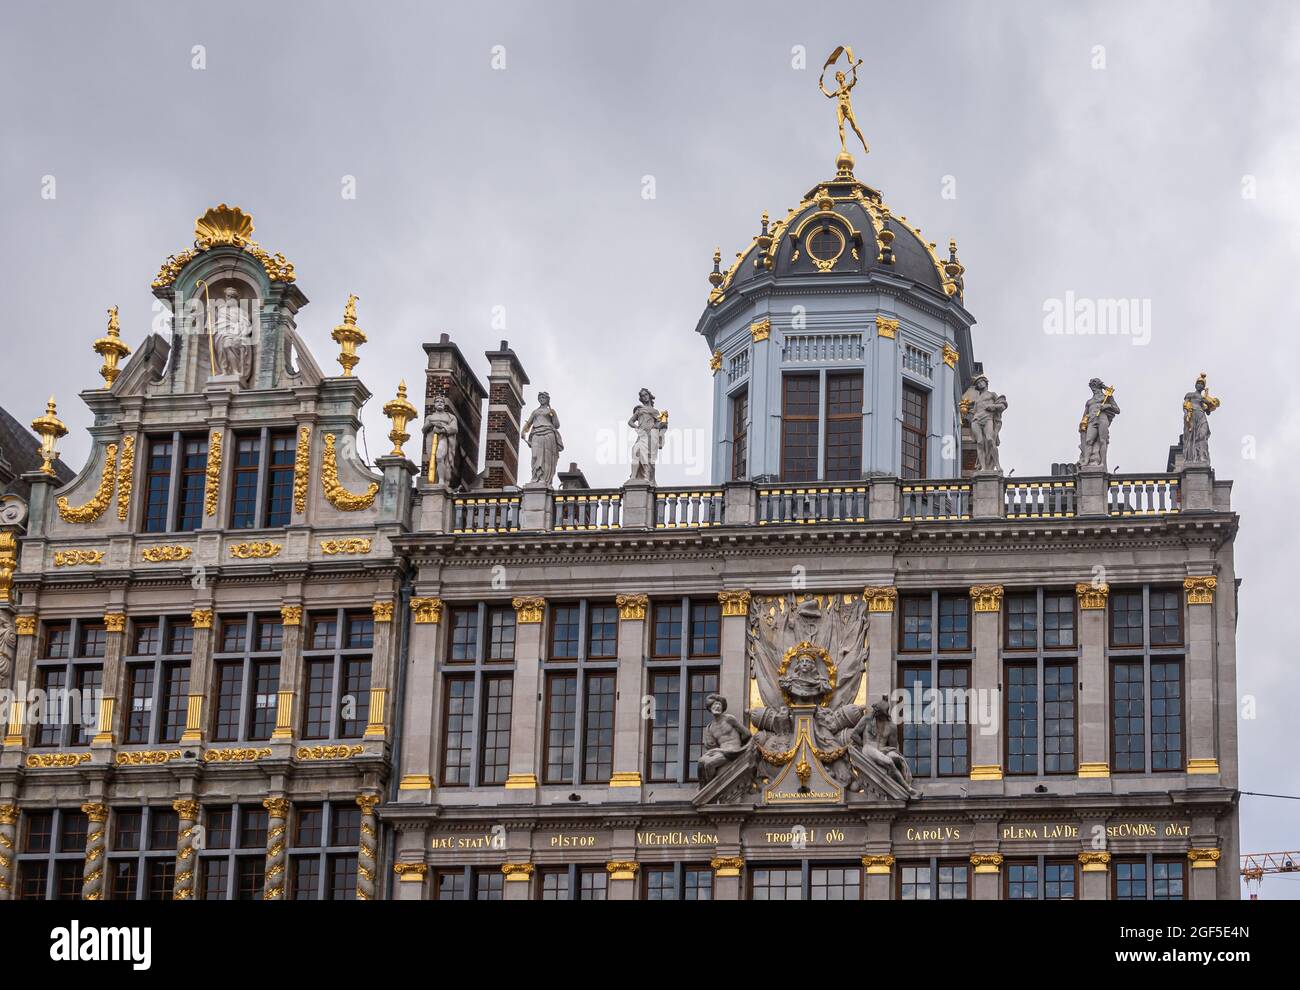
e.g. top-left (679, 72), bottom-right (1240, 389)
top-left (151, 203), bottom-right (296, 289)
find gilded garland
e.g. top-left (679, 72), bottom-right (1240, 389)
top-left (116, 434), bottom-right (134, 521)
top-left (56, 442), bottom-right (118, 523)
top-left (293, 426), bottom-right (311, 514)
top-left (321, 433), bottom-right (378, 511)
top-left (204, 431), bottom-right (222, 517)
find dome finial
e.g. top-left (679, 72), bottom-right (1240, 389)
top-left (708, 249), bottom-right (723, 288)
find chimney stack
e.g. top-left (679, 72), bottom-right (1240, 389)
top-left (483, 340), bottom-right (529, 489)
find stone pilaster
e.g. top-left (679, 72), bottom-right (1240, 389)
top-left (862, 854), bottom-right (895, 900)
top-left (609, 595), bottom-right (647, 794)
top-left (172, 799), bottom-right (200, 900)
top-left (398, 597), bottom-right (442, 796)
top-left (81, 802), bottom-right (109, 900)
top-left (969, 585), bottom-right (1003, 783)
top-left (1183, 576), bottom-right (1218, 778)
top-left (502, 862), bottom-right (533, 900)
top-left (1079, 851), bottom-right (1110, 900)
top-left (863, 587), bottom-right (897, 705)
top-left (711, 856), bottom-right (743, 900)
top-left (606, 860), bottom-right (638, 900)
top-left (183, 608), bottom-right (215, 745)
top-left (1188, 848), bottom-right (1221, 899)
top-left (1076, 583), bottom-right (1110, 783)
top-left (717, 591), bottom-right (750, 714)
top-left (0, 803), bottom-right (17, 900)
top-left (273, 605), bottom-right (303, 741)
top-left (355, 793), bottom-right (381, 900)
top-left (4, 615), bottom-right (37, 747)
top-left (263, 796), bottom-right (289, 900)
top-left (970, 853), bottom-right (1002, 900)
top-left (392, 862), bottom-right (427, 900)
top-left (504, 597), bottom-right (545, 794)
top-left (94, 610), bottom-right (127, 746)
top-left (366, 600), bottom-right (394, 739)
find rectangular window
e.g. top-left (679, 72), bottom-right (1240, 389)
top-left (900, 597), bottom-right (931, 652)
top-left (447, 608), bottom-right (476, 662)
top-left (550, 605), bottom-right (581, 659)
top-left (1149, 588), bottom-right (1183, 645)
top-left (159, 662), bottom-right (190, 743)
top-left (248, 660), bottom-right (280, 741)
top-left (1045, 860), bottom-right (1077, 900)
top-left (213, 662), bottom-right (242, 742)
top-left (474, 869), bottom-right (504, 901)
top-left (587, 605), bottom-right (618, 659)
top-left (809, 864), bottom-right (862, 900)
top-left (899, 664), bottom-right (931, 778)
top-left (543, 673), bottom-right (577, 784)
top-left (303, 659), bottom-right (333, 739)
top-left (938, 862), bottom-right (969, 899)
top-left (750, 865), bottom-right (803, 901)
top-left (1043, 592), bottom-right (1076, 647)
top-left (143, 439), bottom-right (173, 533)
top-left (577, 868), bottom-right (607, 900)
top-left (901, 383), bottom-right (928, 479)
top-left (1153, 858), bottom-right (1186, 900)
top-left (486, 607), bottom-right (516, 660)
top-left (433, 870), bottom-right (467, 900)
top-left (780, 374), bottom-right (820, 482)
top-left (126, 665), bottom-right (155, 744)
top-left (1111, 660), bottom-right (1146, 772)
top-left (646, 671), bottom-right (681, 783)
top-left (339, 658), bottom-right (371, 739)
top-left (687, 669), bottom-right (719, 780)
top-left (34, 667), bottom-right (66, 747)
top-left (1005, 594), bottom-right (1036, 649)
top-left (899, 863), bottom-right (931, 900)
top-left (479, 675), bottom-right (513, 785)
top-left (689, 601), bottom-right (721, 657)
top-left (652, 603), bottom-right (683, 658)
top-left (441, 676), bottom-right (475, 786)
top-left (1005, 662), bottom-right (1037, 775)
top-left (1150, 659), bottom-right (1183, 771)
top-left (731, 388), bottom-right (748, 481)
top-left (177, 437), bottom-right (208, 532)
top-left (824, 371), bottom-right (863, 481)
top-left (1113, 859), bottom-right (1146, 900)
top-left (539, 869), bottom-right (570, 900)
top-left (230, 435), bottom-right (261, 529)
top-left (582, 672), bottom-right (616, 783)
top-left (936, 664), bottom-right (969, 776)
top-left (265, 431), bottom-right (296, 526)
top-left (1110, 590), bottom-right (1144, 647)
top-left (1044, 662), bottom-right (1077, 773)
top-left (938, 595), bottom-right (970, 651)
top-left (1005, 861), bottom-right (1039, 900)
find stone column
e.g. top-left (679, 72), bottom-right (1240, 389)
top-left (181, 608), bottom-right (215, 746)
top-left (0, 803), bottom-right (17, 900)
top-left (4, 614), bottom-right (38, 748)
top-left (863, 587), bottom-right (897, 705)
top-left (398, 597), bottom-right (442, 795)
top-left (1183, 577), bottom-right (1219, 778)
top-left (968, 586), bottom-right (1003, 785)
top-left (172, 799), bottom-right (200, 900)
top-left (504, 597), bottom-right (545, 795)
top-left (366, 601), bottom-right (395, 739)
top-left (81, 802), bottom-right (109, 900)
top-left (1076, 584), bottom-right (1110, 784)
top-left (1079, 851), bottom-right (1110, 899)
top-left (863, 855), bottom-right (895, 900)
top-left (94, 610), bottom-right (127, 746)
top-left (606, 860), bottom-right (638, 900)
top-left (609, 595), bottom-right (647, 793)
top-left (392, 862), bottom-right (427, 900)
top-left (717, 591), bottom-right (750, 713)
top-left (502, 862), bottom-right (533, 900)
top-left (1188, 849), bottom-right (1221, 899)
top-left (263, 796), bottom-right (290, 900)
top-left (355, 793), bottom-right (381, 900)
top-left (711, 856), bottom-right (743, 900)
top-left (970, 853), bottom-right (1002, 900)
top-left (272, 605), bottom-right (303, 741)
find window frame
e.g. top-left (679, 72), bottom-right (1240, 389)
top-left (901, 381), bottom-right (929, 479)
top-left (895, 858), bottom-right (970, 900)
top-left (645, 597), bottom-right (721, 784)
top-left (540, 600), bottom-right (620, 786)
top-left (197, 805), bottom-right (268, 900)
top-left (105, 805), bottom-right (178, 900)
top-left (300, 608), bottom-right (374, 743)
top-left (14, 807), bottom-right (88, 900)
top-left (1000, 589), bottom-right (1080, 777)
top-left (894, 592), bottom-right (973, 779)
top-left (730, 385), bottom-right (748, 481)
top-left (287, 801), bottom-right (360, 901)
top-left (31, 618), bottom-right (104, 749)
top-left (747, 860), bottom-right (863, 900)
top-left (436, 603), bottom-right (517, 787)
top-left (1106, 585), bottom-right (1186, 774)
top-left (211, 612), bottom-right (284, 743)
top-left (141, 430), bottom-right (211, 533)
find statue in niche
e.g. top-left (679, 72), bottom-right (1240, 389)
top-left (0, 610), bottom-right (15, 688)
top-left (522, 392), bottom-right (564, 487)
top-left (697, 694), bottom-right (752, 783)
top-left (1078, 378), bottom-right (1120, 468)
top-left (210, 286), bottom-right (255, 387)
top-left (422, 394), bottom-right (458, 487)
top-left (628, 388), bottom-right (667, 484)
top-left (1182, 373), bottom-right (1220, 466)
top-left (961, 374), bottom-right (1007, 473)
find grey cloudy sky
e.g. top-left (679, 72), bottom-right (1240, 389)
top-left (3, 0), bottom-right (1297, 894)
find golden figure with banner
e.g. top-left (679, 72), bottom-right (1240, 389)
top-left (819, 46), bottom-right (869, 157)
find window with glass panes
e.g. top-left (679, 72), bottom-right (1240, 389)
top-left (32, 620), bottom-right (103, 748)
top-left (901, 383), bottom-right (928, 479)
top-left (897, 593), bottom-right (971, 778)
top-left (749, 861), bottom-right (861, 900)
top-left (302, 609), bottom-right (373, 741)
top-left (211, 613), bottom-right (282, 742)
top-left (730, 387), bottom-right (748, 481)
top-left (1002, 589), bottom-right (1078, 776)
top-left (780, 373), bottom-right (819, 481)
top-left (542, 601), bottom-right (619, 785)
top-left (1112, 855), bottom-right (1186, 900)
top-left (288, 802), bottom-right (360, 900)
top-left (229, 428), bottom-right (297, 529)
top-left (431, 866), bottom-right (505, 900)
top-left (198, 805), bottom-right (268, 900)
top-left (15, 808), bottom-right (87, 900)
top-left (141, 432), bottom-right (208, 533)
top-left (438, 604), bottom-right (516, 786)
top-left (1108, 586), bottom-right (1184, 773)
top-left (106, 806), bottom-right (177, 900)
top-left (647, 598), bottom-right (721, 783)
top-left (122, 617), bottom-right (193, 745)
top-left (534, 864), bottom-right (610, 900)
top-left (641, 863), bottom-right (714, 900)
top-left (896, 859), bottom-right (969, 900)
top-left (824, 371), bottom-right (863, 480)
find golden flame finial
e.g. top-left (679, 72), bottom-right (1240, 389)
top-left (92, 305), bottom-right (131, 388)
top-left (31, 396), bottom-right (68, 475)
top-left (383, 379), bottom-right (419, 457)
top-left (331, 294), bottom-right (367, 377)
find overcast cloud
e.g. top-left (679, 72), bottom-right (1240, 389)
top-left (2, 0), bottom-right (1296, 896)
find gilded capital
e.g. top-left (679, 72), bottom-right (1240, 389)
top-left (172, 799), bottom-right (201, 821)
top-left (371, 600), bottom-right (395, 623)
top-left (80, 802), bottom-right (109, 823)
top-left (942, 342), bottom-right (959, 368)
top-left (1188, 847), bottom-right (1221, 868)
top-left (1076, 582), bottom-right (1109, 610)
top-left (970, 853), bottom-right (1003, 874)
top-left (709, 350), bottom-right (722, 374)
top-left (969, 584), bottom-right (1004, 612)
top-left (502, 862), bottom-right (534, 881)
top-left (616, 594), bottom-right (648, 621)
top-left (262, 797), bottom-right (291, 819)
top-left (410, 596), bottom-right (443, 624)
top-left (710, 856), bottom-right (744, 877)
top-left (512, 596), bottom-right (546, 624)
top-left (191, 608), bottom-right (214, 629)
top-left (1078, 851), bottom-right (1112, 872)
top-left (15, 615), bottom-right (37, 636)
top-left (717, 590), bottom-right (751, 618)
top-left (280, 605), bottom-right (303, 626)
top-left (874, 315), bottom-right (899, 339)
top-left (356, 794), bottom-right (382, 814)
top-left (606, 860), bottom-right (639, 880)
top-left (861, 854), bottom-right (895, 875)
top-left (750, 317), bottom-right (771, 342)
top-left (103, 612), bottom-right (126, 634)
top-left (862, 586), bottom-right (898, 613)
top-left (393, 862), bottom-right (428, 881)
top-left (1184, 575), bottom-right (1216, 605)
top-left (0, 803), bottom-right (19, 826)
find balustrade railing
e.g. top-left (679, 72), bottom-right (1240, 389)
top-left (553, 491), bottom-right (623, 530)
top-left (756, 485), bottom-right (871, 525)
top-left (901, 483), bottom-right (971, 521)
top-left (655, 488), bottom-right (724, 528)
top-left (1004, 479), bottom-right (1076, 518)
top-left (451, 495), bottom-right (521, 533)
top-left (1108, 476), bottom-right (1180, 516)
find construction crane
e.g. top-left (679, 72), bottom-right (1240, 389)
top-left (1241, 851), bottom-right (1300, 898)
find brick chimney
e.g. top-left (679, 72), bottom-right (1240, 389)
top-left (482, 340), bottom-right (529, 489)
top-left (422, 333), bottom-right (486, 491)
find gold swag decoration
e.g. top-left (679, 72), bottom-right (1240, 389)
top-left (321, 433), bottom-right (378, 511)
top-left (204, 431), bottom-right (222, 517)
top-left (116, 434), bottom-right (134, 521)
top-left (56, 442), bottom-right (118, 523)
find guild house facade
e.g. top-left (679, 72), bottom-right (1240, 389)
top-left (0, 49), bottom-right (1239, 901)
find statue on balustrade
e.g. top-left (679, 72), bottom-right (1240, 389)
top-left (698, 694), bottom-right (752, 783)
top-left (961, 374), bottom-right (1007, 473)
top-left (422, 394), bottom-right (458, 487)
top-left (1181, 372), bottom-right (1220, 466)
top-left (627, 388), bottom-right (667, 484)
top-left (1078, 378), bottom-right (1120, 469)
top-left (522, 392), bottom-right (564, 487)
